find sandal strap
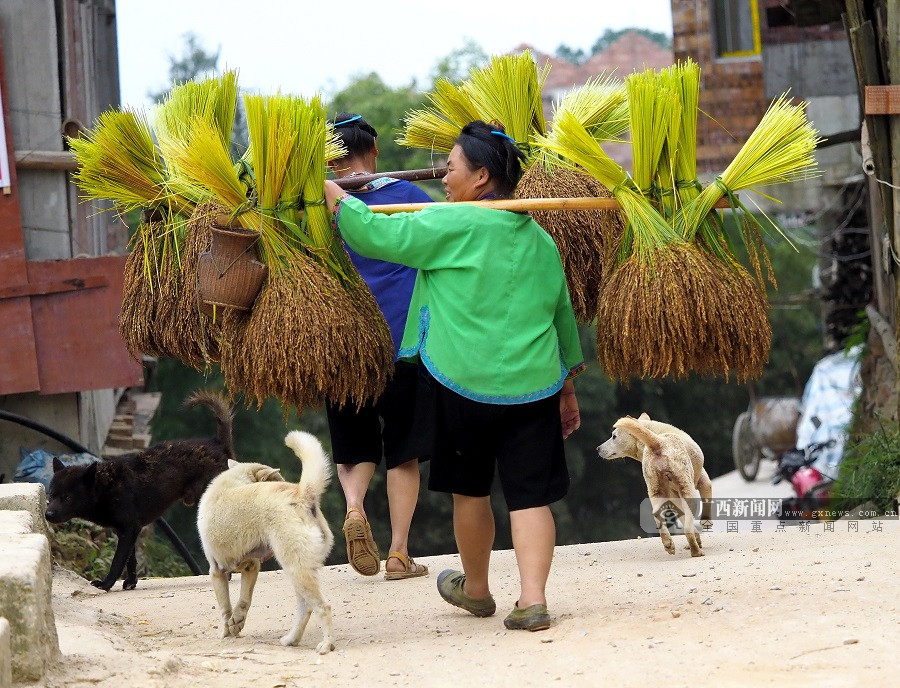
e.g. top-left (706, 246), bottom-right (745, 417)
top-left (386, 550), bottom-right (410, 568)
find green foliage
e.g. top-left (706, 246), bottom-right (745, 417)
top-left (429, 38), bottom-right (489, 85)
top-left (556, 45), bottom-right (587, 65)
top-left (49, 519), bottom-right (115, 582)
top-left (832, 423), bottom-right (900, 511)
top-left (844, 310), bottom-right (870, 354)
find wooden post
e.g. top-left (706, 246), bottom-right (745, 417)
top-left (846, 18), bottom-right (894, 224)
top-left (887, 0), bottom-right (900, 417)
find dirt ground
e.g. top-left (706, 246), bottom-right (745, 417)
top-left (29, 517), bottom-right (897, 688)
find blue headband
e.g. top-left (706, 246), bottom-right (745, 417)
top-left (333, 114), bottom-right (362, 128)
top-left (490, 130), bottom-right (516, 144)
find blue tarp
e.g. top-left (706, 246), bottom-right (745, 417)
top-left (13, 447), bottom-right (100, 491)
top-left (794, 344), bottom-right (863, 478)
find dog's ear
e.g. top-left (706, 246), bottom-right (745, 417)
top-left (253, 467), bottom-right (283, 483)
top-left (52, 457), bottom-right (66, 473)
top-left (638, 412), bottom-right (651, 421)
top-left (227, 459), bottom-right (240, 469)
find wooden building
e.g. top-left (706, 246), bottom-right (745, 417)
top-left (0, 0), bottom-right (143, 479)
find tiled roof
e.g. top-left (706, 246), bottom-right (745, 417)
top-left (513, 31), bottom-right (674, 88)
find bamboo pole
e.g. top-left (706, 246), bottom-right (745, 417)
top-left (15, 150), bottom-right (78, 171)
top-left (334, 166), bottom-right (447, 189)
top-left (368, 196), bottom-right (736, 214)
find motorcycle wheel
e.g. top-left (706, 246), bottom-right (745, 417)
top-left (732, 411), bottom-right (761, 481)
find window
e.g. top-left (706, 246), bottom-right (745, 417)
top-left (713, 0), bottom-right (761, 58)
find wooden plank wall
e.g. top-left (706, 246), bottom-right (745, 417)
top-left (0, 23), bottom-right (40, 395)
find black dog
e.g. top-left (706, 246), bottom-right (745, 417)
top-left (45, 390), bottom-right (235, 591)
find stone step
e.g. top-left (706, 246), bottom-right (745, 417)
top-left (0, 534), bottom-right (59, 682)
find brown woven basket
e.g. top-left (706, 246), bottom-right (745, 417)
top-left (197, 217), bottom-right (268, 311)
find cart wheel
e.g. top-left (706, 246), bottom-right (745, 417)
top-left (732, 411), bottom-right (761, 481)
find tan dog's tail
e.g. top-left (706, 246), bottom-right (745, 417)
top-left (284, 431), bottom-right (332, 501)
top-left (615, 418), bottom-right (664, 455)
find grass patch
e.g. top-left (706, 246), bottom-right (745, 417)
top-left (49, 519), bottom-right (191, 584)
top-left (831, 422), bottom-right (900, 512)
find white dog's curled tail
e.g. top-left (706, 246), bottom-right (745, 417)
top-left (284, 431), bottom-right (332, 500)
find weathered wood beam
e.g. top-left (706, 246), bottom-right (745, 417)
top-left (14, 150), bottom-right (77, 171)
top-left (845, 16), bottom-right (894, 227)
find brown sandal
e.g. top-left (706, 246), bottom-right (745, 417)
top-left (384, 550), bottom-right (429, 581)
top-left (343, 508), bottom-right (380, 576)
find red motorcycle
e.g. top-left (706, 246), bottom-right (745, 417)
top-left (772, 439), bottom-right (836, 518)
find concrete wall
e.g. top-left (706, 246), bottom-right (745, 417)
top-left (0, 395), bottom-right (82, 485)
top-left (762, 40), bottom-right (858, 99)
top-left (0, 486), bottom-right (59, 683)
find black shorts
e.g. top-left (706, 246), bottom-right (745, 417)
top-left (325, 361), bottom-right (431, 469)
top-left (424, 373), bottom-right (569, 511)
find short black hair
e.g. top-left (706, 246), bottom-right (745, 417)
top-left (455, 120), bottom-right (527, 197)
top-left (329, 112), bottom-right (378, 158)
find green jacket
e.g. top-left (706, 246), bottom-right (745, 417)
top-left (336, 196), bottom-right (585, 404)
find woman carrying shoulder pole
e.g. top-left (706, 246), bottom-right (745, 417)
top-left (325, 120), bottom-right (584, 631)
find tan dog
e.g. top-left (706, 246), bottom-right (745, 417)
top-left (597, 414), bottom-right (712, 557)
top-left (197, 431), bottom-right (335, 654)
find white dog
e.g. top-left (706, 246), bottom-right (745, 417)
top-left (197, 430), bottom-right (335, 654)
top-left (597, 414), bottom-right (712, 557)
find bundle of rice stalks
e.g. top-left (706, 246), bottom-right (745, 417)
top-left (541, 108), bottom-right (681, 262)
top-left (464, 52), bottom-right (549, 148)
top-left (627, 68), bottom-right (676, 207)
top-left (69, 109), bottom-right (195, 217)
top-left (676, 93), bottom-right (821, 279)
top-left (512, 76), bottom-right (629, 323)
top-left (595, 243), bottom-right (771, 381)
top-left (157, 114), bottom-right (251, 229)
top-left (397, 51), bottom-right (548, 159)
top-left (153, 71), bottom-right (238, 153)
top-left (542, 98), bottom-right (773, 381)
top-left (119, 219), bottom-right (166, 360)
top-left (164, 91), bottom-right (350, 281)
top-left (515, 161), bottom-right (623, 322)
top-left (197, 93), bottom-right (391, 408)
top-left (552, 74), bottom-right (629, 144)
top-left (261, 92), bottom-right (355, 282)
top-left (664, 60), bottom-right (702, 217)
top-left (150, 201), bottom-right (223, 369)
top-left (396, 79), bottom-right (481, 153)
top-left (218, 260), bottom-right (394, 411)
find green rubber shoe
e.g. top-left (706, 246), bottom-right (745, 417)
top-left (436, 569), bottom-right (496, 617)
top-left (503, 603), bottom-right (551, 631)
